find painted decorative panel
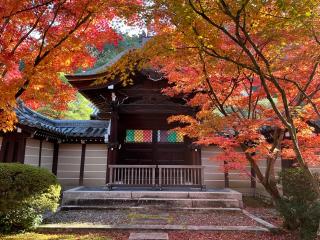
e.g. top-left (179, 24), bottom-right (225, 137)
top-left (157, 130), bottom-right (183, 143)
top-left (125, 130), bottom-right (152, 143)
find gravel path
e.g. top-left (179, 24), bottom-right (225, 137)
top-left (34, 230), bottom-right (320, 240)
top-left (168, 231), bottom-right (305, 240)
top-left (44, 209), bottom-right (131, 225)
top-left (44, 209), bottom-right (261, 226)
top-left (172, 211), bottom-right (258, 226)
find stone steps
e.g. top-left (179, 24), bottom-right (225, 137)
top-left (62, 198), bottom-right (241, 209)
top-left (60, 205), bottom-right (242, 211)
top-left (61, 187), bottom-right (243, 209)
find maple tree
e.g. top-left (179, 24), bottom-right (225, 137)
top-left (0, 0), bottom-right (142, 131)
top-left (130, 0), bottom-right (320, 201)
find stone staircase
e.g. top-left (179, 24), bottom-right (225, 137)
top-left (61, 187), bottom-right (243, 210)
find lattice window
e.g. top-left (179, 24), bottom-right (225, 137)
top-left (157, 130), bottom-right (184, 143)
top-left (125, 130), bottom-right (153, 143)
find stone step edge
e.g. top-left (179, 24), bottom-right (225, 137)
top-left (242, 210), bottom-right (279, 232)
top-left (64, 192), bottom-right (242, 200)
top-left (37, 223), bottom-right (269, 232)
top-left (60, 205), bottom-right (242, 211)
top-left (63, 198), bottom-right (240, 202)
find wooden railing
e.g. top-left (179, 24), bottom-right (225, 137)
top-left (108, 165), bottom-right (156, 187)
top-left (158, 165), bottom-right (205, 189)
top-left (107, 165), bottom-right (205, 190)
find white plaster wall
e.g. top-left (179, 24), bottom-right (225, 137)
top-left (40, 141), bottom-right (54, 172)
top-left (83, 144), bottom-right (108, 186)
top-left (57, 144), bottom-right (82, 186)
top-left (24, 139), bottom-right (40, 167)
top-left (201, 145), bottom-right (284, 197)
top-left (228, 147), bottom-right (252, 195)
top-left (201, 146), bottom-right (227, 189)
top-left (201, 146), bottom-right (252, 194)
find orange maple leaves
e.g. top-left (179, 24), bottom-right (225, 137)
top-left (141, 0), bottom-right (320, 173)
top-left (0, 0), bottom-right (142, 131)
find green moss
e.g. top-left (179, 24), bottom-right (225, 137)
top-left (128, 213), bottom-right (167, 220)
top-left (127, 212), bottom-right (174, 224)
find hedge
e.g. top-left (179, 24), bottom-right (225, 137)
top-left (0, 163), bottom-right (61, 233)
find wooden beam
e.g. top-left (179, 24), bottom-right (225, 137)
top-left (79, 143), bottom-right (86, 186)
top-left (118, 104), bottom-right (193, 115)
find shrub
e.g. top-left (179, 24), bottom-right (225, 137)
top-left (277, 167), bottom-right (320, 240)
top-left (0, 163), bottom-right (61, 233)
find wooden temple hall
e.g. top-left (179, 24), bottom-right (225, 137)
top-left (0, 49), bottom-right (274, 196)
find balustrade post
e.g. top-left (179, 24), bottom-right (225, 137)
top-left (107, 166), bottom-right (114, 190)
top-left (152, 166), bottom-right (156, 188)
top-left (106, 165), bottom-right (205, 190)
top-left (201, 166), bottom-right (205, 191)
top-left (158, 166), bottom-right (162, 189)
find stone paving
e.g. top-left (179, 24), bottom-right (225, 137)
top-left (129, 232), bottom-right (169, 240)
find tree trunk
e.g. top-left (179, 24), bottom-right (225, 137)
top-left (241, 144), bottom-right (282, 202)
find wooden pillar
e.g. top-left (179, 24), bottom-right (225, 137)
top-left (250, 165), bottom-right (256, 188)
top-left (52, 142), bottom-right (59, 175)
top-left (224, 161), bottom-right (230, 188)
top-left (189, 140), bottom-right (201, 165)
top-left (79, 143), bottom-right (86, 185)
top-left (20, 137), bottom-right (26, 164)
top-left (193, 147), bottom-right (201, 165)
top-left (106, 103), bottom-right (119, 183)
top-left (0, 137), bottom-right (9, 162)
top-left (152, 130), bottom-right (157, 165)
top-left (38, 140), bottom-right (43, 167)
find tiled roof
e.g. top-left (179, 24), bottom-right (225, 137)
top-left (68, 49), bottom-right (131, 76)
top-left (16, 102), bottom-right (110, 139)
top-left (65, 37), bottom-right (151, 78)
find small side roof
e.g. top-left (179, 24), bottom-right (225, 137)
top-left (16, 101), bottom-right (110, 140)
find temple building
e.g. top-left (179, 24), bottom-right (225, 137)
top-left (1, 47), bottom-right (310, 197)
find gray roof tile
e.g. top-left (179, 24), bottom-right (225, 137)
top-left (16, 101), bottom-right (110, 140)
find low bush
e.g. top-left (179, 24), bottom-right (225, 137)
top-left (277, 167), bottom-right (320, 240)
top-left (0, 163), bottom-right (61, 233)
